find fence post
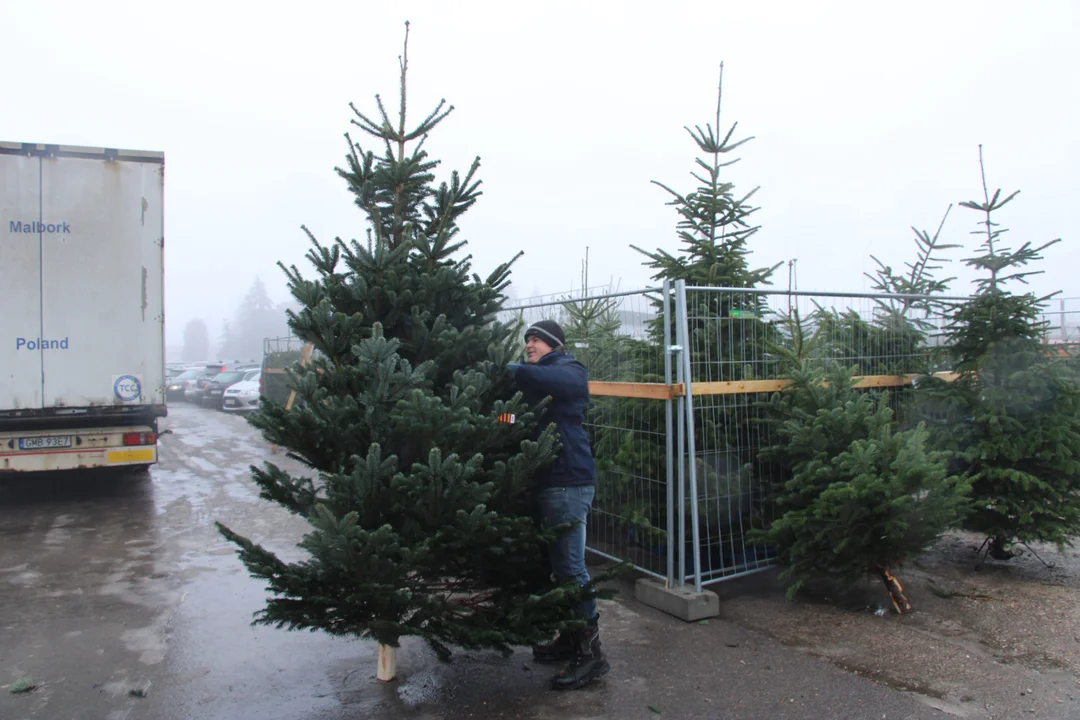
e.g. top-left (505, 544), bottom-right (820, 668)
top-left (674, 288), bottom-right (688, 588)
top-left (1062, 298), bottom-right (1067, 342)
top-left (675, 280), bottom-right (704, 593)
top-left (663, 279), bottom-right (676, 588)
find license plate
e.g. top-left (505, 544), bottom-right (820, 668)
top-left (19, 435), bottom-right (73, 450)
top-left (224, 399), bottom-right (238, 406)
top-left (108, 448), bottom-right (154, 464)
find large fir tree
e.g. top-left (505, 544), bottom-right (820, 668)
top-left (216, 24), bottom-right (601, 673)
top-left (632, 66), bottom-right (782, 571)
top-left (633, 63), bottom-right (781, 350)
top-left (921, 147), bottom-right (1080, 560)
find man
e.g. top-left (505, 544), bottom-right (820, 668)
top-left (509, 319), bottom-right (609, 691)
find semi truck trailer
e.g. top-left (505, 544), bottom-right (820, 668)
top-left (0, 142), bottom-right (166, 472)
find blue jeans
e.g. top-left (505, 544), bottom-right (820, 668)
top-left (535, 485), bottom-right (597, 620)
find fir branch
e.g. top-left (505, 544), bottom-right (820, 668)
top-left (958, 146), bottom-right (1060, 294)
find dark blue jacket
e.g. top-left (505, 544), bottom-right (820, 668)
top-left (511, 352), bottom-right (596, 488)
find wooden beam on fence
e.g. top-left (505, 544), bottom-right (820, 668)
top-left (588, 381), bottom-right (683, 400)
top-left (689, 372), bottom-right (960, 396)
top-left (689, 379), bottom-right (785, 396)
top-left (851, 371), bottom-right (962, 388)
top-left (852, 375), bottom-right (910, 389)
top-left (263, 364), bottom-right (960, 403)
top-left (586, 372), bottom-right (960, 400)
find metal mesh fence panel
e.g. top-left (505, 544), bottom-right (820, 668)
top-left (681, 286), bottom-right (964, 586)
top-left (502, 287), bottom-right (673, 581)
top-left (261, 336), bottom-right (311, 406)
top-left (1039, 297), bottom-right (1080, 345)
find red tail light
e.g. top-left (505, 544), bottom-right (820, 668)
top-left (123, 432), bottom-right (157, 446)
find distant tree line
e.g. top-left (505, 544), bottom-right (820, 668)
top-left (180, 278), bottom-right (296, 363)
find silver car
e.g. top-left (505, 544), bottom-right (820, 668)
top-left (222, 370), bottom-right (262, 412)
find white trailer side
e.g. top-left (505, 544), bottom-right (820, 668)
top-left (0, 142), bottom-right (166, 472)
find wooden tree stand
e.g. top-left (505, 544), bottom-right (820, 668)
top-left (377, 643), bottom-right (397, 682)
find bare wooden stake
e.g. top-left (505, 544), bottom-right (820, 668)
top-left (377, 643), bottom-right (397, 682)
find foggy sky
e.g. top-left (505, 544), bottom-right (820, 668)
top-left (2, 1), bottom-right (1077, 348)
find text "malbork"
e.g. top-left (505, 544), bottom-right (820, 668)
top-left (9, 221), bottom-right (71, 234)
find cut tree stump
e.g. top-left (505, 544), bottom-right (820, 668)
top-left (878, 567), bottom-right (912, 614)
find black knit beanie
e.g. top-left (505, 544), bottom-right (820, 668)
top-left (524, 319), bottom-right (566, 349)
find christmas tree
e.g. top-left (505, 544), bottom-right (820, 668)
top-left (216, 23), bottom-right (603, 677)
top-left (755, 347), bottom-right (969, 613)
top-left (633, 63), bottom-right (781, 351)
top-left (864, 205), bottom-right (959, 328)
top-left (921, 147), bottom-right (1080, 561)
top-left (792, 208), bottom-right (959, 380)
top-left (632, 65), bottom-right (782, 569)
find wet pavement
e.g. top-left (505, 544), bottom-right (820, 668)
top-left (714, 533), bottom-right (1080, 720)
top-left (0, 404), bottom-right (969, 719)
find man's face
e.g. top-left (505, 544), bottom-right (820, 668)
top-left (525, 335), bottom-right (554, 363)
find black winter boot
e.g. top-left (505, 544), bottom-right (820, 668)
top-left (550, 616), bottom-right (610, 691)
top-left (531, 630), bottom-right (578, 663)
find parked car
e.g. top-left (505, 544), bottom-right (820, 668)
top-left (203, 365), bottom-right (260, 409)
top-left (185, 363), bottom-right (226, 404)
top-left (167, 367), bottom-right (204, 402)
top-left (165, 363), bottom-right (189, 382)
top-left (222, 370), bottom-right (262, 413)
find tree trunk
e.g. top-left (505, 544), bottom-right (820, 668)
top-left (877, 566), bottom-right (912, 614)
top-left (377, 643), bottom-right (397, 682)
top-left (988, 535), bottom-right (1014, 561)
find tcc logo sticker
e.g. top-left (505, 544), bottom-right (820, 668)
top-left (113, 375), bottom-right (143, 403)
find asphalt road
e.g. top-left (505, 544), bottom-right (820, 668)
top-left (0, 404), bottom-right (949, 719)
